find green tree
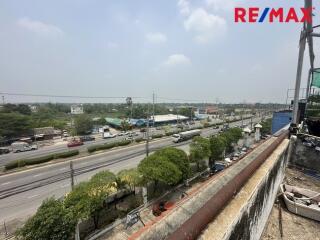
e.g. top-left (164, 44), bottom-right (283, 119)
top-left (261, 119), bottom-right (272, 135)
top-left (220, 128), bottom-right (243, 153)
top-left (155, 147), bottom-right (190, 179)
top-left (0, 112), bottom-right (32, 138)
top-left (74, 114), bottom-right (93, 135)
top-left (17, 198), bottom-right (76, 240)
top-left (120, 120), bottom-right (131, 131)
top-left (64, 171), bottom-right (117, 229)
top-left (209, 136), bottom-right (226, 169)
top-left (93, 118), bottom-right (107, 126)
top-left (138, 154), bottom-right (182, 189)
top-left (190, 136), bottom-right (210, 171)
top-left (117, 168), bottom-right (142, 191)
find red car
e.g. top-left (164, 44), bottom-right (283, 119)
top-left (67, 140), bottom-right (84, 147)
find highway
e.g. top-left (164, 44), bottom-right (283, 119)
top-left (0, 124), bottom-right (190, 166)
top-left (0, 117), bottom-right (260, 226)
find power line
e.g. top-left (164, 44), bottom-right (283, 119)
top-left (156, 96), bottom-right (210, 103)
top-left (0, 92), bottom-right (149, 100)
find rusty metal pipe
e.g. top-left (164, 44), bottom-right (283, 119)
top-left (167, 131), bottom-right (289, 240)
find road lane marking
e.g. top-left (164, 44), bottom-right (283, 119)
top-left (27, 194), bottom-right (39, 199)
top-left (59, 167), bottom-right (67, 171)
top-left (33, 173), bottom-right (44, 178)
top-left (1, 181), bottom-right (11, 186)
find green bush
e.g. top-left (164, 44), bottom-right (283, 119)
top-left (4, 150), bottom-right (80, 170)
top-left (87, 140), bottom-right (131, 153)
top-left (100, 142), bottom-right (118, 149)
top-left (4, 160), bottom-right (26, 170)
top-left (26, 155), bottom-right (55, 165)
top-left (152, 134), bottom-right (164, 139)
top-left (135, 138), bottom-right (145, 143)
top-left (54, 150), bottom-right (79, 159)
top-left (87, 145), bottom-right (97, 153)
top-left (117, 140), bottom-right (131, 146)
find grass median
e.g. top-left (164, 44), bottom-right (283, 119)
top-left (4, 150), bottom-right (79, 171)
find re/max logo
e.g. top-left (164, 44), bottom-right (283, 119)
top-left (234, 7), bottom-right (313, 23)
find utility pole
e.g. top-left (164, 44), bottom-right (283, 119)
top-left (70, 161), bottom-right (74, 190)
top-left (292, 29), bottom-right (307, 124)
top-left (3, 221), bottom-right (8, 236)
top-left (146, 104), bottom-right (150, 157)
top-left (1, 96), bottom-right (4, 105)
top-left (152, 92), bottom-right (155, 127)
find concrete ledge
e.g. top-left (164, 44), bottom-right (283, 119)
top-left (133, 137), bottom-right (287, 240)
top-left (200, 139), bottom-right (289, 240)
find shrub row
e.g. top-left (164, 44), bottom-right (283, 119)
top-left (152, 134), bottom-right (164, 139)
top-left (87, 140), bottom-right (132, 153)
top-left (4, 150), bottom-right (79, 171)
top-left (135, 138), bottom-right (145, 143)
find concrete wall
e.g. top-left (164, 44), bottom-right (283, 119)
top-left (200, 139), bottom-right (290, 240)
top-left (289, 135), bottom-right (320, 172)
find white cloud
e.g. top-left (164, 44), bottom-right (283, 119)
top-left (163, 54), bottom-right (191, 67)
top-left (17, 17), bottom-right (63, 37)
top-left (146, 32), bottom-right (167, 44)
top-left (205, 0), bottom-right (235, 11)
top-left (178, 0), bottom-right (191, 16)
top-left (184, 8), bottom-right (226, 44)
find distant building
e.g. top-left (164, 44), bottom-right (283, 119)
top-left (29, 105), bottom-right (38, 113)
top-left (196, 106), bottom-right (219, 115)
top-left (71, 104), bottom-right (84, 114)
top-left (34, 127), bottom-right (55, 140)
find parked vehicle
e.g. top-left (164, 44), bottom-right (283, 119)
top-left (79, 136), bottom-right (95, 142)
top-left (103, 132), bottom-right (116, 138)
top-left (67, 140), bottom-right (84, 147)
top-left (213, 163), bottom-right (225, 173)
top-left (0, 147), bottom-right (10, 155)
top-left (11, 142), bottom-right (38, 153)
top-left (212, 125), bottom-right (220, 129)
top-left (172, 129), bottom-right (201, 143)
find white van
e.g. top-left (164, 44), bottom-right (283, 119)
top-left (11, 142), bottom-right (38, 153)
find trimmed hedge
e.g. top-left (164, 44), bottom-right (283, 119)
top-left (4, 150), bottom-right (80, 171)
top-left (54, 150), bottom-right (79, 159)
top-left (152, 134), bottom-right (164, 139)
top-left (135, 138), bottom-right (145, 143)
top-left (117, 140), bottom-right (131, 146)
top-left (4, 160), bottom-right (26, 170)
top-left (26, 155), bottom-right (55, 165)
top-left (87, 140), bottom-right (132, 153)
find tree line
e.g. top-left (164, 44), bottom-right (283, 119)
top-left (17, 127), bottom-right (243, 240)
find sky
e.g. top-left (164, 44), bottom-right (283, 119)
top-left (0, 0), bottom-right (319, 104)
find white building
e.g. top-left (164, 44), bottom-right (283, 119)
top-left (71, 104), bottom-right (84, 114)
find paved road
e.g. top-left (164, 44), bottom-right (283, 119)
top-left (0, 117), bottom-right (261, 224)
top-left (0, 123), bottom-right (197, 166)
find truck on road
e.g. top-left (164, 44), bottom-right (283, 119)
top-left (172, 129), bottom-right (201, 143)
top-left (11, 142), bottom-right (38, 153)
